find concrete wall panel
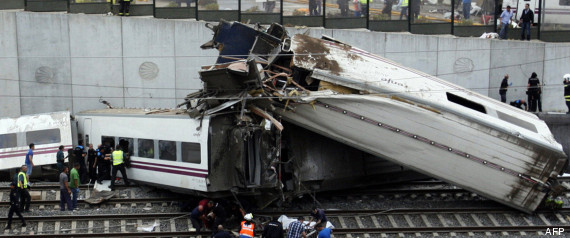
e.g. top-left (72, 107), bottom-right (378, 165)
top-left (489, 40), bottom-right (544, 106)
top-left (123, 57), bottom-right (176, 108)
top-left (543, 43), bottom-right (570, 112)
top-left (331, 29), bottom-right (386, 56)
top-left (385, 33), bottom-right (438, 76)
top-left (71, 58), bottom-right (124, 113)
top-left (16, 12), bottom-right (70, 57)
top-left (124, 88), bottom-right (177, 109)
top-left (69, 14), bottom-right (122, 57)
top-left (436, 37), bottom-right (492, 96)
top-left (0, 12), bottom-right (20, 117)
top-left (122, 18), bottom-right (175, 57)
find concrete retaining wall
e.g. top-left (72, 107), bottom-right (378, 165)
top-left (2, 11), bottom-right (570, 118)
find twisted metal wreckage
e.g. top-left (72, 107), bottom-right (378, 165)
top-left (179, 21), bottom-right (568, 213)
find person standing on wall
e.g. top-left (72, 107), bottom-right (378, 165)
top-left (399, 0), bottom-right (408, 20)
top-left (518, 3), bottom-right (534, 41)
top-left (5, 182), bottom-right (25, 230)
top-left (17, 165), bottom-right (31, 212)
top-left (462, 0), bottom-right (471, 20)
top-left (499, 5), bottom-right (513, 40)
top-left (119, 0), bottom-right (132, 16)
top-left (109, 145), bottom-right (130, 190)
top-left (564, 74), bottom-right (570, 114)
top-left (499, 74), bottom-right (512, 103)
top-left (527, 72), bottom-right (541, 112)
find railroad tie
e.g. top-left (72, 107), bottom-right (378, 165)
top-left (487, 214), bottom-right (508, 236)
top-left (55, 191), bottom-right (60, 201)
top-left (137, 219), bottom-right (143, 232)
top-left (0, 191), bottom-right (3, 202)
top-left (104, 220), bottom-right (110, 233)
top-left (154, 219), bottom-right (161, 232)
top-left (41, 190), bottom-right (47, 201)
top-left (187, 218), bottom-right (193, 231)
top-left (170, 219), bottom-right (176, 232)
top-left (20, 222), bottom-right (27, 234)
top-left (504, 214), bottom-right (525, 236)
top-left (523, 216), bottom-right (544, 236)
top-left (131, 203), bottom-right (136, 209)
top-left (420, 214), bottom-right (438, 237)
top-left (437, 214), bottom-right (456, 237)
top-left (121, 220), bottom-right (127, 233)
top-left (555, 213), bottom-right (567, 224)
top-left (71, 220), bottom-right (77, 234)
top-left (88, 220), bottom-right (94, 233)
top-left (355, 216), bottom-right (365, 229)
top-left (37, 221), bottom-right (44, 234)
top-left (55, 221), bottom-right (61, 234)
top-left (453, 214), bottom-right (474, 237)
top-left (470, 214), bottom-right (491, 236)
top-left (403, 215), bottom-right (420, 237)
top-left (538, 214), bottom-right (552, 226)
top-left (130, 190), bottom-right (136, 199)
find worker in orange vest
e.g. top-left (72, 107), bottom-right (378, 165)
top-left (239, 213), bottom-right (255, 238)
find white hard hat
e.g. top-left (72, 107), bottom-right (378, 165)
top-left (244, 213), bottom-right (253, 221)
top-left (564, 74), bottom-right (570, 81)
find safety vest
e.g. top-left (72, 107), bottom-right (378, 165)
top-left (565, 84), bottom-right (570, 101)
top-left (401, 0), bottom-right (408, 7)
top-left (112, 150), bottom-right (124, 166)
top-left (359, 0), bottom-right (373, 4)
top-left (239, 221), bottom-right (255, 238)
top-left (17, 172), bottom-right (28, 189)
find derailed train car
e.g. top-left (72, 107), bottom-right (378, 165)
top-left (183, 21), bottom-right (568, 213)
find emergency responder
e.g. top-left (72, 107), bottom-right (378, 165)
top-left (262, 216), bottom-right (284, 238)
top-left (399, 0), bottom-right (409, 20)
top-left (359, 0), bottom-right (372, 17)
top-left (309, 207), bottom-right (327, 227)
top-left (17, 165), bottom-right (31, 212)
top-left (527, 72), bottom-right (541, 112)
top-left (73, 141), bottom-right (88, 184)
top-left (87, 144), bottom-right (98, 184)
top-left (97, 144), bottom-right (111, 184)
top-left (564, 74), bottom-right (570, 114)
top-left (5, 182), bottom-right (26, 230)
top-left (240, 213), bottom-right (255, 238)
top-left (109, 145), bottom-right (130, 190)
top-left (119, 0), bottom-right (132, 16)
top-left (510, 99), bottom-right (527, 111)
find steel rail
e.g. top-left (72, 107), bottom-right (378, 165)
top-left (0, 197), bottom-right (181, 207)
top-left (256, 207), bottom-right (570, 216)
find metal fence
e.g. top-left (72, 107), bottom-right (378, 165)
top-left (2, 0), bottom-right (570, 42)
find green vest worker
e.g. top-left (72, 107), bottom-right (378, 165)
top-left (17, 165), bottom-right (31, 212)
top-left (118, 0), bottom-right (133, 16)
top-left (109, 145), bottom-right (130, 190)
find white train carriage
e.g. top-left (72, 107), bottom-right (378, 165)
top-left (75, 109), bottom-right (211, 193)
top-left (0, 111), bottom-right (73, 173)
top-left (503, 0), bottom-right (570, 26)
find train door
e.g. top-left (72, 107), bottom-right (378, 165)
top-left (83, 118), bottom-right (92, 147)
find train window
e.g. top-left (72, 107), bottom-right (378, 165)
top-left (446, 93), bottom-right (486, 114)
top-left (181, 142), bottom-right (201, 164)
top-left (159, 140), bottom-right (177, 161)
top-left (561, 0), bottom-right (570, 6)
top-left (119, 137), bottom-right (134, 156)
top-left (101, 136), bottom-right (115, 149)
top-left (26, 129), bottom-right (61, 145)
top-left (0, 133), bottom-right (17, 149)
top-left (138, 139), bottom-right (155, 158)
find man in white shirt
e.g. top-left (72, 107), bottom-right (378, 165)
top-left (499, 5), bottom-right (513, 39)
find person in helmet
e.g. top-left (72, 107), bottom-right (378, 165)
top-left (564, 74), bottom-right (570, 113)
top-left (240, 213), bottom-right (255, 238)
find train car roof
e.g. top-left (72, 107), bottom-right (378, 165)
top-left (77, 108), bottom-right (189, 117)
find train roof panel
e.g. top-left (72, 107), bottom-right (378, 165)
top-left (77, 108), bottom-right (188, 117)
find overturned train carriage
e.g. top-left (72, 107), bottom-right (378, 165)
top-left (186, 21), bottom-right (568, 213)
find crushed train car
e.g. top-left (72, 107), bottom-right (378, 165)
top-left (181, 21), bottom-right (569, 213)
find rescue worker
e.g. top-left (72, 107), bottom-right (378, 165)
top-left (239, 213), bottom-right (255, 238)
top-left (262, 216), bottom-right (284, 238)
top-left (315, 223), bottom-right (332, 238)
top-left (56, 145), bottom-right (66, 174)
top-left (359, 0), bottom-right (372, 17)
top-left (87, 144), bottom-right (98, 184)
top-left (17, 165), bottom-right (31, 212)
top-left (96, 144), bottom-right (111, 184)
top-left (527, 72), bottom-right (541, 112)
top-left (564, 74), bottom-right (570, 113)
top-left (213, 225), bottom-right (233, 238)
top-left (209, 201), bottom-right (227, 234)
top-left (309, 207), bottom-right (327, 227)
top-left (5, 182), bottom-right (26, 230)
top-left (190, 205), bottom-right (204, 235)
top-left (287, 216), bottom-right (307, 238)
top-left (109, 145), bottom-right (130, 190)
top-left (499, 74), bottom-right (511, 103)
top-left (119, 0), bottom-right (132, 16)
top-left (73, 141), bottom-right (88, 184)
top-left (510, 99), bottom-right (527, 111)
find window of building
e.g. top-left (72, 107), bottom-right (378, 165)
top-left (560, 0), bottom-right (570, 6)
top-left (119, 137), bottom-right (134, 156)
top-left (446, 92), bottom-right (486, 114)
top-left (0, 133), bottom-right (17, 149)
top-left (138, 139), bottom-right (155, 159)
top-left (26, 129), bottom-right (61, 145)
top-left (181, 142), bottom-right (201, 164)
top-left (159, 140), bottom-right (177, 161)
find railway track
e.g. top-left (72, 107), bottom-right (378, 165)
top-left (3, 208), bottom-right (569, 237)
